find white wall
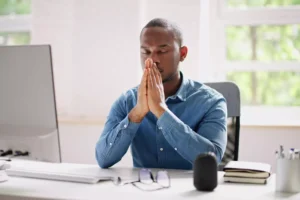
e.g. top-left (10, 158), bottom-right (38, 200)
top-left (31, 0), bottom-right (143, 119)
top-left (31, 0), bottom-right (74, 116)
top-left (31, 0), bottom-right (204, 121)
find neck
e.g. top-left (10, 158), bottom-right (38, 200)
top-left (163, 72), bottom-right (182, 99)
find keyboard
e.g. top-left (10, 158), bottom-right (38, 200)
top-left (5, 161), bottom-right (113, 184)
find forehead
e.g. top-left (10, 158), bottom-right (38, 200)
top-left (140, 27), bottom-right (175, 47)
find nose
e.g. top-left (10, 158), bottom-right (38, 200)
top-left (149, 53), bottom-right (160, 65)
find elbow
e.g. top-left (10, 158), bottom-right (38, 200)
top-left (213, 132), bottom-right (227, 164)
top-left (216, 153), bottom-right (222, 164)
top-left (213, 145), bottom-right (224, 164)
top-left (203, 142), bottom-right (223, 164)
top-left (95, 145), bottom-right (113, 169)
top-left (96, 151), bottom-right (113, 169)
top-left (97, 159), bottom-right (112, 169)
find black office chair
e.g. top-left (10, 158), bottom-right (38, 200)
top-left (204, 82), bottom-right (241, 169)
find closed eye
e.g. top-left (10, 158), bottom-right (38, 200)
top-left (141, 51), bottom-right (150, 55)
top-left (158, 50), bottom-right (168, 54)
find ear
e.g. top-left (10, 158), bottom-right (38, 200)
top-left (180, 46), bottom-right (188, 62)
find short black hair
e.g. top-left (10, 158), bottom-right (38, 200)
top-left (141, 18), bottom-right (183, 47)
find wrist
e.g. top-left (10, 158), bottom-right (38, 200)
top-left (153, 104), bottom-right (167, 119)
top-left (129, 106), bottom-right (147, 123)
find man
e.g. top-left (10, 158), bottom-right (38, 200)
top-left (95, 18), bottom-right (227, 170)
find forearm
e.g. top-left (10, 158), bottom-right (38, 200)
top-left (128, 106), bottom-right (147, 123)
top-left (95, 116), bottom-right (140, 168)
top-left (157, 110), bottom-right (226, 164)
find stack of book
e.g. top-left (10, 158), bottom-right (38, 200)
top-left (223, 161), bottom-right (272, 184)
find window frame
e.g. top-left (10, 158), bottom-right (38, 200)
top-left (0, 14), bottom-right (31, 45)
top-left (209, 0), bottom-right (300, 126)
top-left (0, 15), bottom-right (31, 32)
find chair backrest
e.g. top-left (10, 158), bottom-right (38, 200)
top-left (204, 82), bottom-right (241, 166)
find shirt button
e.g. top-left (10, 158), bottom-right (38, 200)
top-left (160, 148), bottom-right (163, 151)
top-left (124, 124), bottom-right (127, 128)
top-left (109, 143), bottom-right (112, 146)
top-left (174, 148), bottom-right (177, 151)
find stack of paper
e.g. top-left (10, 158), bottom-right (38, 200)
top-left (223, 161), bottom-right (271, 184)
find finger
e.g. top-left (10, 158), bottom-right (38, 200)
top-left (141, 67), bottom-right (148, 87)
top-left (153, 63), bottom-right (162, 84)
top-left (139, 69), bottom-right (147, 95)
top-left (147, 68), bottom-right (153, 89)
top-left (144, 59), bottom-right (149, 70)
top-left (150, 67), bottom-right (156, 86)
top-left (148, 58), bottom-right (153, 69)
top-left (150, 63), bottom-right (158, 85)
top-left (145, 58), bottom-right (151, 69)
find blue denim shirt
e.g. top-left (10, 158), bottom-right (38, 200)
top-left (95, 72), bottom-right (227, 170)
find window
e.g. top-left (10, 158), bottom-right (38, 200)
top-left (0, 0), bottom-right (31, 15)
top-left (227, 0), bottom-right (300, 8)
top-left (209, 0), bottom-right (300, 125)
top-left (226, 25), bottom-right (300, 106)
top-left (0, 0), bottom-right (31, 45)
top-left (0, 32), bottom-right (30, 45)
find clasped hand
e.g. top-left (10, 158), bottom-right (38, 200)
top-left (129, 58), bottom-right (167, 123)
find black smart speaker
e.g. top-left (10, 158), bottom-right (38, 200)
top-left (193, 152), bottom-right (218, 191)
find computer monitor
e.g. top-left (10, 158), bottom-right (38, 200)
top-left (0, 45), bottom-right (61, 162)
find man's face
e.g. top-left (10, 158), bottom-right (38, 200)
top-left (140, 27), bottom-right (181, 82)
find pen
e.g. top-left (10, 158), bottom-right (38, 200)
top-left (294, 149), bottom-right (300, 160)
top-left (275, 150), bottom-right (279, 159)
top-left (288, 148), bottom-right (294, 160)
top-left (279, 145), bottom-right (285, 159)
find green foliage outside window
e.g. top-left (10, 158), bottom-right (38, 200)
top-left (0, 0), bottom-right (31, 15)
top-left (226, 1), bottom-right (300, 106)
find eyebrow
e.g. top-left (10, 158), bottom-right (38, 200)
top-left (158, 44), bottom-right (170, 48)
top-left (140, 44), bottom-right (171, 49)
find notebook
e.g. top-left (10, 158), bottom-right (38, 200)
top-left (223, 161), bottom-right (272, 184)
top-left (223, 176), bottom-right (270, 184)
top-left (224, 171), bottom-right (270, 178)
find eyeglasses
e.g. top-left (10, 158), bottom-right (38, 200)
top-left (113, 168), bottom-right (171, 191)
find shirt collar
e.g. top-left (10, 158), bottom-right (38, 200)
top-left (167, 71), bottom-right (188, 102)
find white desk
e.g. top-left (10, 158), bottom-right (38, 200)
top-left (0, 161), bottom-right (299, 200)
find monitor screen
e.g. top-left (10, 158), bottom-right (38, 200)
top-left (0, 45), bottom-right (61, 162)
